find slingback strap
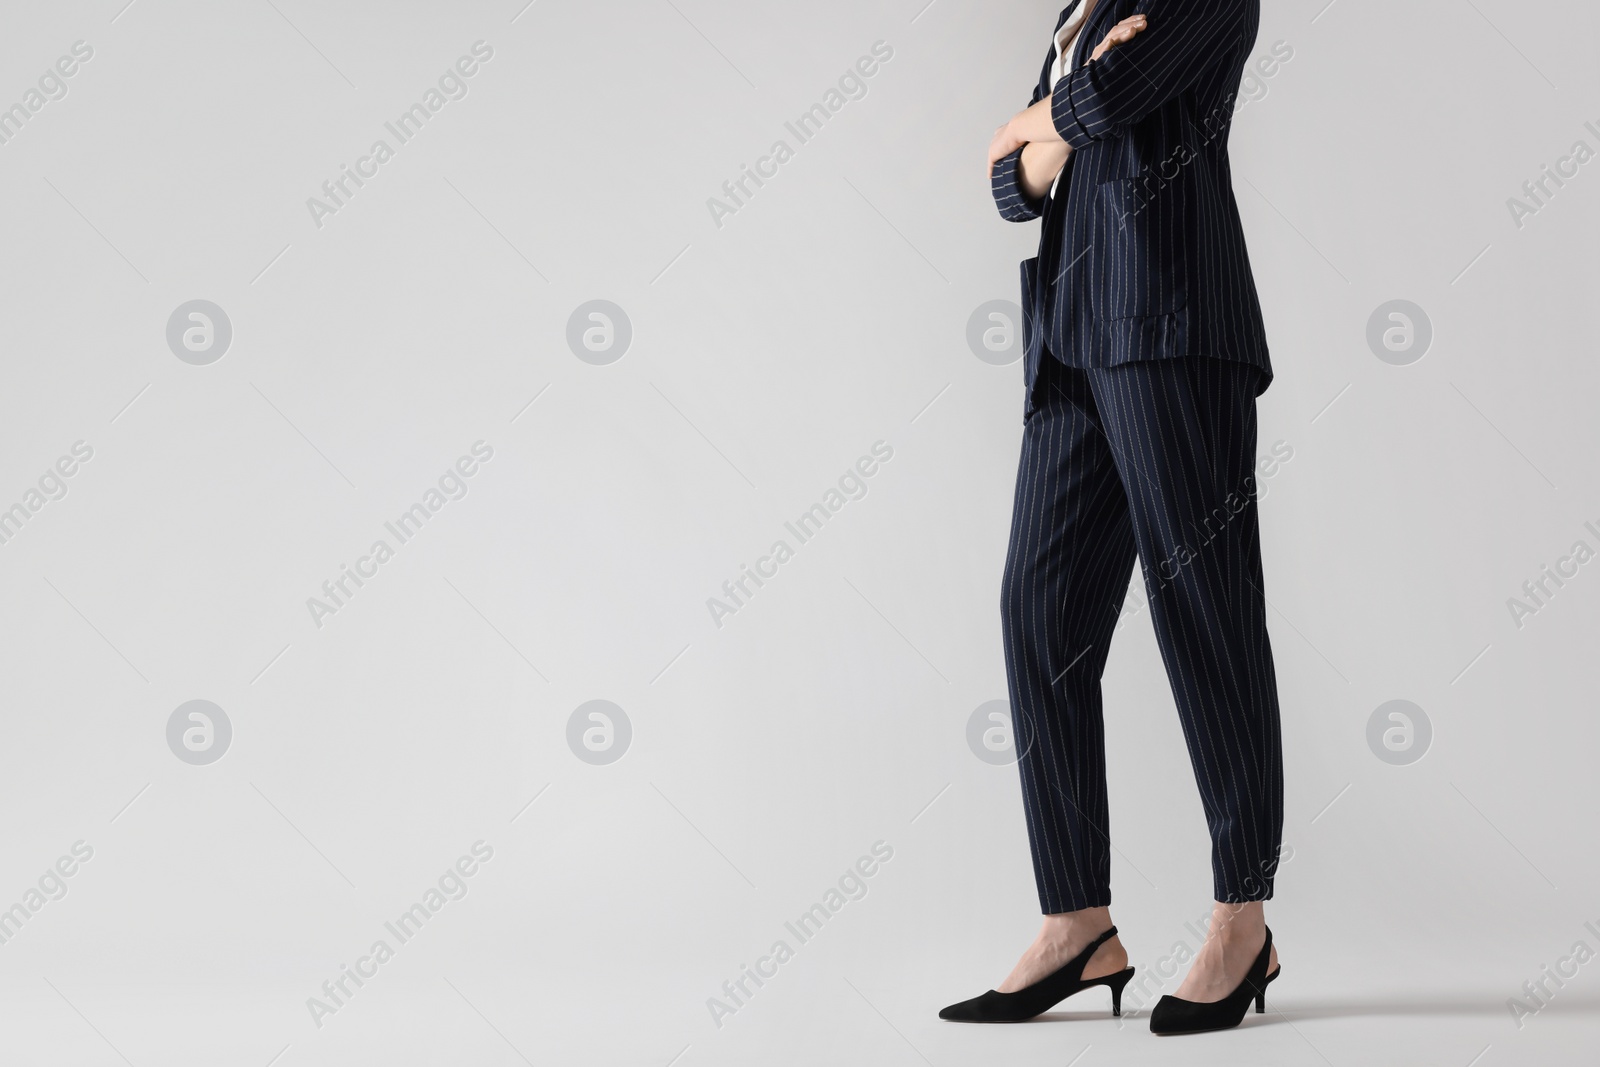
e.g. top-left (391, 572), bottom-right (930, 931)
top-left (1084, 925), bottom-right (1119, 954)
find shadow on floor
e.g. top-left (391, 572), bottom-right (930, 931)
top-left (1024, 990), bottom-right (1600, 1026)
top-left (1255, 991), bottom-right (1600, 1023)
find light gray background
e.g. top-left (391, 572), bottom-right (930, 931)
top-left (1, 0), bottom-right (1597, 1064)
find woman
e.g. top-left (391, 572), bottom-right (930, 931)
top-left (940, 0), bottom-right (1285, 1035)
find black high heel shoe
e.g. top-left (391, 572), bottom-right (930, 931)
top-left (1149, 925), bottom-right (1280, 1035)
top-left (939, 926), bottom-right (1135, 1022)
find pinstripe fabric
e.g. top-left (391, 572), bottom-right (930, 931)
top-left (1000, 353), bottom-right (1284, 912)
top-left (989, 0), bottom-right (1272, 400)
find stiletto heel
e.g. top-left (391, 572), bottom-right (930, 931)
top-left (1149, 926), bottom-right (1280, 1035)
top-left (1106, 967), bottom-right (1134, 1016)
top-left (1257, 964), bottom-right (1279, 1014)
top-left (939, 927), bottom-right (1132, 1022)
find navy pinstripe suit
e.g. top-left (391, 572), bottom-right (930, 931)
top-left (991, 0), bottom-right (1283, 912)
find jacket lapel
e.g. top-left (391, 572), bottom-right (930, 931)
top-left (1040, 2), bottom-right (1083, 97)
top-left (1054, 0), bottom-right (1084, 33)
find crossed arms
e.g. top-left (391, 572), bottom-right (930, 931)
top-left (988, 0), bottom-right (1251, 206)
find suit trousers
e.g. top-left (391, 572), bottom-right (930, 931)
top-left (1001, 351), bottom-right (1284, 913)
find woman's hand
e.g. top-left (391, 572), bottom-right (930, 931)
top-left (988, 120), bottom-right (1027, 178)
top-left (1090, 14), bottom-right (1148, 61)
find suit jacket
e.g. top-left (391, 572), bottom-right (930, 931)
top-left (991, 0), bottom-right (1272, 397)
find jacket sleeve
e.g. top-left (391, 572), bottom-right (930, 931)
top-left (990, 67), bottom-right (1050, 222)
top-left (991, 146), bottom-right (1045, 222)
top-left (1051, 0), bottom-right (1250, 149)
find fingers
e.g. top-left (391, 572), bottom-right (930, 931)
top-left (988, 122), bottom-right (1026, 173)
top-left (1105, 16), bottom-right (1147, 46)
top-left (1109, 14), bottom-right (1148, 40)
top-left (1091, 14), bottom-right (1147, 60)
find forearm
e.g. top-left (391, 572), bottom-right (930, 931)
top-left (1009, 95), bottom-right (1063, 145)
top-left (986, 94), bottom-right (1069, 187)
top-left (1017, 140), bottom-right (1071, 199)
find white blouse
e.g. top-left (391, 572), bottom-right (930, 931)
top-left (1050, 2), bottom-right (1093, 86)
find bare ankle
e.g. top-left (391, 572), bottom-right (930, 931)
top-left (1041, 905), bottom-right (1112, 939)
top-left (1207, 901), bottom-right (1264, 942)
